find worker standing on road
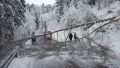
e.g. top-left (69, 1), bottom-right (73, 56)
top-left (31, 32), bottom-right (36, 43)
top-left (74, 33), bottom-right (78, 43)
top-left (69, 32), bottom-right (73, 41)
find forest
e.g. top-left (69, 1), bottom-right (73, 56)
top-left (0, 0), bottom-right (120, 68)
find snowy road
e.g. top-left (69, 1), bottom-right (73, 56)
top-left (8, 55), bottom-right (82, 68)
top-left (8, 38), bottom-right (81, 68)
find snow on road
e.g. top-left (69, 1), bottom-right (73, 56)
top-left (8, 55), bottom-right (83, 68)
top-left (8, 51), bottom-right (103, 68)
top-left (8, 57), bottom-right (35, 68)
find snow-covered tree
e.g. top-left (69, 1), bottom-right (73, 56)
top-left (0, 0), bottom-right (25, 44)
top-left (60, 1), bottom-right (97, 28)
top-left (55, 0), bottom-right (65, 22)
top-left (34, 11), bottom-right (40, 30)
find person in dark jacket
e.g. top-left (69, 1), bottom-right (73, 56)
top-left (74, 33), bottom-right (78, 43)
top-left (69, 32), bottom-right (73, 41)
top-left (31, 32), bottom-right (36, 43)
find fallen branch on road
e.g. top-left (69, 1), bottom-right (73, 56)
top-left (14, 16), bottom-right (119, 43)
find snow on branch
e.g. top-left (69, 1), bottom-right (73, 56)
top-left (15, 16), bottom-right (120, 43)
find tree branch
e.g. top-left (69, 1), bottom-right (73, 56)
top-left (15, 16), bottom-right (119, 42)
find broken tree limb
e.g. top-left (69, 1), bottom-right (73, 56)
top-left (79, 17), bottom-right (120, 40)
top-left (15, 16), bottom-right (119, 43)
top-left (57, 16), bottom-right (120, 43)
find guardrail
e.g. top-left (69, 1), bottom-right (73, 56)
top-left (0, 46), bottom-right (20, 68)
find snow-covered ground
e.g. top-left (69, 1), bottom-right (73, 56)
top-left (8, 53), bottom-right (105, 68)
